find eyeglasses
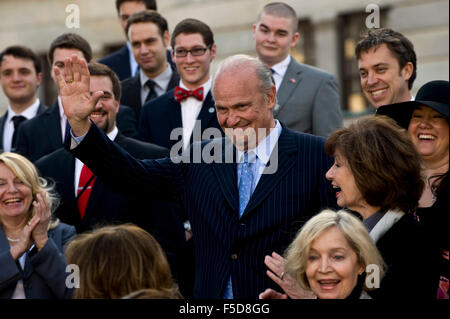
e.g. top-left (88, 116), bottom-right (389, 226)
top-left (173, 47), bottom-right (209, 58)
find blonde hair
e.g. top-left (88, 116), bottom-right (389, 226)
top-left (65, 223), bottom-right (180, 299)
top-left (0, 152), bottom-right (59, 229)
top-left (284, 209), bottom-right (386, 291)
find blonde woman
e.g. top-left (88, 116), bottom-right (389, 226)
top-left (0, 152), bottom-right (75, 299)
top-left (284, 209), bottom-right (385, 299)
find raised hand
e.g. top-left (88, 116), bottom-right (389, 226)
top-left (53, 54), bottom-right (104, 137)
top-left (9, 214), bottom-right (40, 260)
top-left (31, 191), bottom-right (51, 250)
top-left (264, 252), bottom-right (316, 299)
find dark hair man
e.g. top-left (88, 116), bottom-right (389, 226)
top-left (356, 28), bottom-right (416, 109)
top-left (0, 46), bottom-right (47, 152)
top-left (99, 0), bottom-right (157, 81)
top-left (120, 10), bottom-right (179, 121)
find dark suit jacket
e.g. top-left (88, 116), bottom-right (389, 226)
top-left (274, 57), bottom-right (343, 137)
top-left (15, 102), bottom-right (140, 162)
top-left (116, 104), bottom-right (138, 138)
top-left (99, 45), bottom-right (131, 81)
top-left (120, 66), bottom-right (179, 122)
top-left (138, 90), bottom-right (222, 151)
top-left (14, 103), bottom-right (63, 162)
top-left (69, 122), bottom-right (337, 299)
top-left (0, 223), bottom-right (76, 299)
top-left (370, 214), bottom-right (435, 300)
top-left (36, 132), bottom-right (188, 293)
top-left (36, 132), bottom-right (169, 233)
top-left (0, 103), bottom-right (47, 151)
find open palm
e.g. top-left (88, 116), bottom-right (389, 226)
top-left (53, 55), bottom-right (103, 136)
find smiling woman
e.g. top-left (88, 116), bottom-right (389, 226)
top-left (0, 152), bottom-right (75, 299)
top-left (323, 116), bottom-right (436, 299)
top-left (284, 209), bottom-right (385, 299)
top-left (377, 80), bottom-right (449, 299)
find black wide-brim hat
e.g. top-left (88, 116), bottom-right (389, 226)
top-left (376, 80), bottom-right (449, 129)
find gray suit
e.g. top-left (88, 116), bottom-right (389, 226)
top-left (274, 57), bottom-right (343, 137)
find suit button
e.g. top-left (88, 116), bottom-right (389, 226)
top-left (231, 253), bottom-right (238, 260)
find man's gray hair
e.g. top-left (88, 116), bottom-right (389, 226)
top-left (212, 54), bottom-right (275, 103)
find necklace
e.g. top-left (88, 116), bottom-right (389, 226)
top-left (7, 236), bottom-right (20, 243)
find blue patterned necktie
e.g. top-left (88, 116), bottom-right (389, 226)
top-left (238, 152), bottom-right (255, 218)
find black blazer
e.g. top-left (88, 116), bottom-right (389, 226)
top-left (35, 131), bottom-right (169, 233)
top-left (138, 89), bottom-right (222, 151)
top-left (370, 214), bottom-right (436, 300)
top-left (15, 102), bottom-right (140, 162)
top-left (120, 66), bottom-right (179, 122)
top-left (14, 103), bottom-right (62, 162)
top-left (69, 122), bottom-right (337, 299)
top-left (116, 104), bottom-right (138, 138)
top-left (98, 45), bottom-right (131, 81)
top-left (0, 103), bottom-right (47, 151)
top-left (36, 133), bottom-right (187, 292)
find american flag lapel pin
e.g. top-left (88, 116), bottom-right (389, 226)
top-left (290, 78), bottom-right (296, 83)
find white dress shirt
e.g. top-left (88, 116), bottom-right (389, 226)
top-left (179, 78), bottom-right (211, 150)
top-left (126, 41), bottom-right (139, 77)
top-left (269, 55), bottom-right (291, 92)
top-left (139, 64), bottom-right (173, 106)
top-left (3, 98), bottom-right (41, 152)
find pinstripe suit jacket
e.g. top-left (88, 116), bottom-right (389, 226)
top-left (69, 122), bottom-right (337, 299)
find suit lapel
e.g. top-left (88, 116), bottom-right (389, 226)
top-left (190, 92), bottom-right (216, 144)
top-left (0, 112), bottom-right (8, 149)
top-left (167, 94), bottom-right (183, 136)
top-left (212, 139), bottom-right (238, 213)
top-left (241, 127), bottom-right (297, 218)
top-left (274, 58), bottom-right (303, 116)
top-left (166, 67), bottom-right (180, 91)
top-left (46, 103), bottom-right (63, 148)
top-left (37, 103), bottom-right (47, 115)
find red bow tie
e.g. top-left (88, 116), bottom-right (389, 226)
top-left (174, 86), bottom-right (204, 103)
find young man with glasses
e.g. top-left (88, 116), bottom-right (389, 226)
top-left (138, 18), bottom-right (222, 152)
top-left (120, 10), bottom-right (179, 122)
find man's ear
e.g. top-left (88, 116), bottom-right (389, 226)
top-left (290, 32), bottom-right (300, 48)
top-left (163, 30), bottom-right (170, 48)
top-left (267, 85), bottom-right (277, 110)
top-left (36, 72), bottom-right (43, 86)
top-left (401, 62), bottom-right (413, 81)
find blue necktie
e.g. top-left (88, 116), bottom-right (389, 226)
top-left (238, 152), bottom-right (255, 218)
top-left (223, 152), bottom-right (256, 299)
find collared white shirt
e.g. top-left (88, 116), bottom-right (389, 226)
top-left (57, 96), bottom-right (69, 143)
top-left (236, 119), bottom-right (282, 191)
top-left (269, 55), bottom-right (291, 92)
top-left (74, 126), bottom-right (118, 196)
top-left (11, 244), bottom-right (35, 299)
top-left (179, 78), bottom-right (211, 150)
top-left (126, 41), bottom-right (139, 77)
top-left (3, 98), bottom-right (41, 152)
top-left (139, 64), bottom-right (173, 106)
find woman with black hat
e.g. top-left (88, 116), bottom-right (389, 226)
top-left (377, 80), bottom-right (449, 299)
